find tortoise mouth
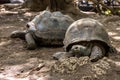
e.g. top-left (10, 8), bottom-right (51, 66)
top-left (65, 40), bottom-right (110, 56)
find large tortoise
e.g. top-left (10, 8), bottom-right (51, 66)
top-left (10, 10), bottom-right (74, 49)
top-left (53, 18), bottom-right (116, 62)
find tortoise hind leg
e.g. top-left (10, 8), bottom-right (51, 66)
top-left (90, 45), bottom-right (105, 62)
top-left (25, 33), bottom-right (37, 50)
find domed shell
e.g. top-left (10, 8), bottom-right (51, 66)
top-left (27, 11), bottom-right (74, 40)
top-left (63, 18), bottom-right (111, 52)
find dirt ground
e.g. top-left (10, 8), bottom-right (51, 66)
top-left (0, 4), bottom-right (120, 80)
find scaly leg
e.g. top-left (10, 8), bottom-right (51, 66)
top-left (25, 33), bottom-right (37, 50)
top-left (90, 45), bottom-right (105, 62)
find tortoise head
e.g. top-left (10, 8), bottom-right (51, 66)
top-left (71, 45), bottom-right (87, 57)
top-left (26, 22), bottom-right (36, 33)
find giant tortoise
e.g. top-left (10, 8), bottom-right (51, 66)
top-left (53, 18), bottom-right (116, 62)
top-left (10, 10), bottom-right (74, 49)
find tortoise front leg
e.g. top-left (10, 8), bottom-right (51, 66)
top-left (90, 45), bottom-right (105, 62)
top-left (52, 52), bottom-right (73, 60)
top-left (25, 33), bottom-right (37, 50)
top-left (10, 30), bottom-right (27, 40)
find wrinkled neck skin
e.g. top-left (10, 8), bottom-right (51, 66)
top-left (69, 44), bottom-right (92, 57)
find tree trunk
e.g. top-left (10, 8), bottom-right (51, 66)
top-left (23, 0), bottom-right (72, 11)
top-left (23, 0), bottom-right (89, 20)
top-left (0, 0), bottom-right (10, 4)
top-left (22, 0), bottom-right (49, 11)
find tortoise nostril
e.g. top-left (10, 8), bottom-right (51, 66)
top-left (75, 47), bottom-right (78, 49)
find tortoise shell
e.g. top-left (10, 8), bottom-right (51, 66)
top-left (27, 11), bottom-right (74, 41)
top-left (63, 18), bottom-right (111, 52)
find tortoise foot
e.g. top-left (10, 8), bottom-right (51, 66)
top-left (90, 45), bottom-right (105, 62)
top-left (10, 30), bottom-right (26, 40)
top-left (52, 52), bottom-right (72, 60)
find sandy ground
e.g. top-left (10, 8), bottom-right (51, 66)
top-left (0, 4), bottom-right (120, 80)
